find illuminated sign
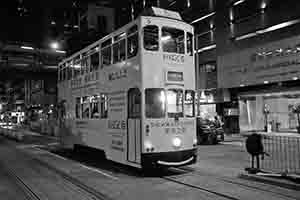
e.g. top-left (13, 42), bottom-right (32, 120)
top-left (218, 35), bottom-right (300, 88)
top-left (151, 7), bottom-right (182, 20)
top-left (167, 71), bottom-right (183, 82)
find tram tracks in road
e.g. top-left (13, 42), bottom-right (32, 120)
top-left (47, 148), bottom-right (241, 200)
top-left (0, 148), bottom-right (113, 200)
top-left (43, 148), bottom-right (297, 200)
top-left (164, 166), bottom-right (298, 200)
top-left (32, 157), bottom-right (114, 200)
top-left (14, 144), bottom-right (298, 200)
top-left (160, 175), bottom-right (241, 200)
top-left (0, 162), bottom-right (42, 200)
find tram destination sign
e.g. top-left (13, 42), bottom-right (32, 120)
top-left (167, 71), bottom-right (183, 82)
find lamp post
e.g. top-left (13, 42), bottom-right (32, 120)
top-left (50, 41), bottom-right (59, 50)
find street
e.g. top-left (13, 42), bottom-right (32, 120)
top-left (0, 134), bottom-right (299, 200)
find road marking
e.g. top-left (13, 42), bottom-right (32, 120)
top-left (46, 142), bottom-right (60, 146)
top-left (43, 150), bottom-right (69, 161)
top-left (34, 148), bottom-right (118, 180)
top-left (78, 164), bottom-right (119, 180)
top-left (45, 150), bottom-right (118, 180)
top-left (16, 144), bottom-right (45, 149)
top-left (220, 141), bottom-right (243, 146)
top-left (17, 145), bottom-right (119, 180)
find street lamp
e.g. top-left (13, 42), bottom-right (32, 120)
top-left (50, 41), bottom-right (59, 50)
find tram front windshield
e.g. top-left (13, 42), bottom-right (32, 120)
top-left (145, 88), bottom-right (195, 119)
top-left (145, 88), bottom-right (166, 118)
top-left (143, 25), bottom-right (187, 53)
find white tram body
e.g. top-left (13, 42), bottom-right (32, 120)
top-left (58, 7), bottom-right (197, 169)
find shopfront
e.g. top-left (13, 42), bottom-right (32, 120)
top-left (218, 35), bottom-right (300, 134)
top-left (239, 90), bottom-right (300, 132)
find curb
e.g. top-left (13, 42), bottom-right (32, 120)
top-left (239, 173), bottom-right (300, 191)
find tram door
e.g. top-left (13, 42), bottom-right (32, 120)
top-left (127, 88), bottom-right (141, 163)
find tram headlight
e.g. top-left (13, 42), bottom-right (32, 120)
top-left (172, 137), bottom-right (182, 148)
top-left (193, 138), bottom-right (198, 147)
top-left (193, 138), bottom-right (197, 144)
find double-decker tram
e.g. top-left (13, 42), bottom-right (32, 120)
top-left (57, 7), bottom-right (197, 169)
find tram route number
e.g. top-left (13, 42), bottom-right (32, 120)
top-left (108, 120), bottom-right (126, 130)
top-left (163, 54), bottom-right (184, 63)
top-left (165, 127), bottom-right (186, 134)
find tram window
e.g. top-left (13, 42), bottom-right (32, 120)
top-left (67, 64), bottom-right (73, 80)
top-left (184, 90), bottom-right (195, 117)
top-left (75, 97), bottom-right (81, 118)
top-left (58, 68), bottom-right (61, 82)
top-left (113, 43), bottom-right (119, 63)
top-left (100, 94), bottom-right (108, 118)
top-left (62, 68), bottom-right (67, 81)
top-left (162, 27), bottom-right (184, 54)
top-left (187, 32), bottom-right (193, 56)
top-left (81, 57), bottom-right (89, 74)
top-left (113, 39), bottom-right (126, 64)
top-left (73, 61), bottom-right (81, 77)
top-left (70, 64), bottom-right (74, 79)
top-left (101, 38), bottom-right (112, 67)
top-left (145, 88), bottom-right (166, 118)
top-left (91, 95), bottom-right (100, 118)
top-left (81, 60), bottom-right (85, 75)
top-left (128, 33), bottom-right (138, 58)
top-left (66, 66), bottom-right (70, 80)
top-left (128, 90), bottom-right (141, 118)
top-left (120, 39), bottom-right (126, 61)
top-left (81, 96), bottom-right (90, 118)
top-left (101, 47), bottom-right (111, 67)
top-left (90, 52), bottom-right (99, 71)
top-left (166, 89), bottom-right (183, 118)
top-left (143, 25), bottom-right (159, 51)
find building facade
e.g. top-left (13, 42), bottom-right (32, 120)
top-left (196, 0), bottom-right (300, 134)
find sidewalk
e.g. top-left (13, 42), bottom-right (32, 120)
top-left (0, 126), bottom-right (59, 147)
top-left (239, 172), bottom-right (300, 191)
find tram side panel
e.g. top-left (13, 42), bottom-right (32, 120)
top-left (104, 61), bottom-right (142, 167)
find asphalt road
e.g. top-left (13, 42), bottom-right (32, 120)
top-left (0, 135), bottom-right (299, 200)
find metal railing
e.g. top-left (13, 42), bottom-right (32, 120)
top-left (260, 133), bottom-right (300, 175)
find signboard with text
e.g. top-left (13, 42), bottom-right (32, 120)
top-left (218, 35), bottom-right (300, 88)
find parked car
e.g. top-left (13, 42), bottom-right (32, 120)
top-left (196, 117), bottom-right (224, 145)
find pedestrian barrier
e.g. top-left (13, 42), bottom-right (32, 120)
top-left (260, 134), bottom-right (300, 175)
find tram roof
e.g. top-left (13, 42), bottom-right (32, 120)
top-left (59, 7), bottom-right (183, 66)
